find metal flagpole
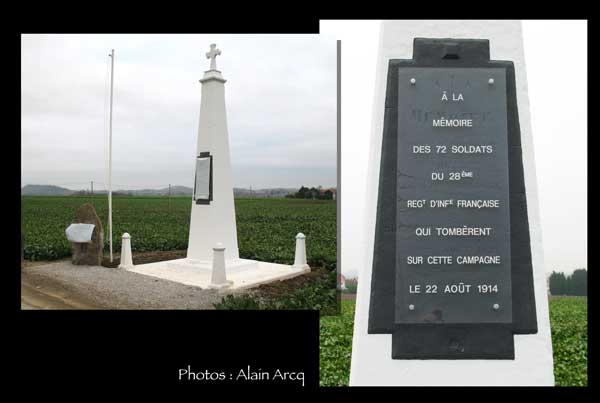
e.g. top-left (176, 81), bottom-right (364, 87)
top-left (108, 49), bottom-right (115, 262)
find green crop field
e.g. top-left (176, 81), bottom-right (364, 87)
top-left (20, 196), bottom-right (336, 269)
top-left (320, 298), bottom-right (355, 386)
top-left (319, 297), bottom-right (588, 387)
top-left (549, 296), bottom-right (588, 386)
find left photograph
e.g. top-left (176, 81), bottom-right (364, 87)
top-left (21, 34), bottom-right (338, 311)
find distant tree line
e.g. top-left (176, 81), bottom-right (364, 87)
top-left (286, 186), bottom-right (335, 200)
top-left (549, 269), bottom-right (587, 296)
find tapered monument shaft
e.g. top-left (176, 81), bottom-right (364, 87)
top-left (187, 45), bottom-right (240, 261)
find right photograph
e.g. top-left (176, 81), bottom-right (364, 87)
top-left (323, 19), bottom-right (587, 387)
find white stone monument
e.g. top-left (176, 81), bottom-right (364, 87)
top-left (350, 20), bottom-right (554, 386)
top-left (127, 44), bottom-right (310, 291)
top-left (187, 44), bottom-right (239, 263)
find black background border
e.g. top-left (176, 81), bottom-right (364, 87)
top-left (8, 12), bottom-right (593, 398)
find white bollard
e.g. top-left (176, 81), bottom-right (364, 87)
top-left (118, 233), bottom-right (134, 269)
top-left (208, 243), bottom-right (232, 289)
top-left (293, 233), bottom-right (310, 271)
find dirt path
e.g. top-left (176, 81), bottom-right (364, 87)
top-left (20, 250), bottom-right (331, 310)
top-left (21, 257), bottom-right (223, 310)
top-left (21, 279), bottom-right (97, 309)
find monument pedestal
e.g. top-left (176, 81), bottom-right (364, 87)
top-left (127, 259), bottom-right (310, 292)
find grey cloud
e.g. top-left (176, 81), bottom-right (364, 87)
top-left (21, 34), bottom-right (337, 190)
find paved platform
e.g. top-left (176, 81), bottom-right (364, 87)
top-left (127, 258), bottom-right (310, 292)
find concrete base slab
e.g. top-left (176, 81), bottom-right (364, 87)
top-left (127, 258), bottom-right (310, 292)
top-left (167, 258), bottom-right (258, 273)
top-left (207, 280), bottom-right (233, 290)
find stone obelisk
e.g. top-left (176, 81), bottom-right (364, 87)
top-left (187, 44), bottom-right (240, 262)
top-left (125, 43), bottom-right (310, 289)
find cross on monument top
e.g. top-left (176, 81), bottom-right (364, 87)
top-left (206, 44), bottom-right (221, 71)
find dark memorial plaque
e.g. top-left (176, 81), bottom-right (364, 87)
top-left (395, 67), bottom-right (512, 325)
top-left (368, 38), bottom-right (537, 360)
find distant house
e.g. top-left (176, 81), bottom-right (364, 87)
top-left (319, 188), bottom-right (337, 200)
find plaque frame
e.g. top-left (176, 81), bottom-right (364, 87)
top-left (368, 38), bottom-right (537, 359)
top-left (193, 151), bottom-right (213, 205)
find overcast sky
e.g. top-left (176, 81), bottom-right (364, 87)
top-left (21, 34), bottom-right (337, 191)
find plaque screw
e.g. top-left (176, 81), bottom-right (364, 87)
top-left (410, 78), bottom-right (416, 85)
top-left (408, 304), bottom-right (415, 311)
top-left (488, 78), bottom-right (495, 85)
top-left (493, 303), bottom-right (500, 310)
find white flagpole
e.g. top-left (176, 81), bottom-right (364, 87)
top-left (108, 49), bottom-right (115, 262)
